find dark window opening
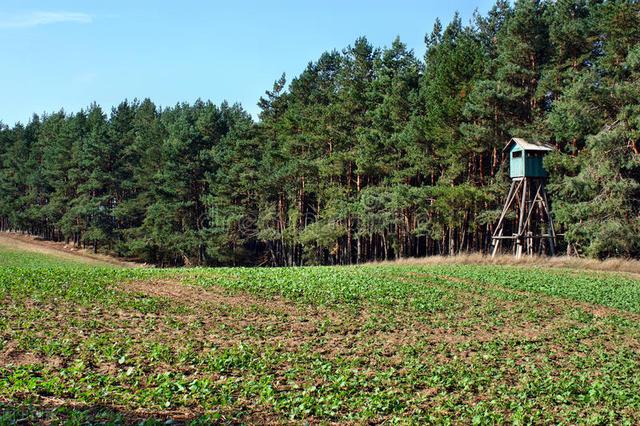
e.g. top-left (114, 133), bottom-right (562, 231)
top-left (512, 151), bottom-right (522, 158)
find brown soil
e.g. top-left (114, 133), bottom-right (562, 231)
top-left (0, 340), bottom-right (64, 368)
top-left (120, 278), bottom-right (352, 353)
top-left (0, 231), bottom-right (142, 267)
top-left (406, 271), bottom-right (640, 321)
top-left (0, 341), bottom-right (41, 367)
top-left (124, 279), bottom-right (312, 317)
top-left (119, 277), bottom-right (580, 352)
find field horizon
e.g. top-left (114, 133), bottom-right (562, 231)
top-left (5, 230), bottom-right (640, 277)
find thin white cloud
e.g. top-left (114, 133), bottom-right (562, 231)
top-left (0, 11), bottom-right (92, 29)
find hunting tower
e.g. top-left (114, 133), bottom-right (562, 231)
top-left (491, 138), bottom-right (557, 258)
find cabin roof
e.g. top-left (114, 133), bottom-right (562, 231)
top-left (503, 137), bottom-right (554, 152)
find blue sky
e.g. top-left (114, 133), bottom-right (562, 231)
top-left (1, 1), bottom-right (496, 125)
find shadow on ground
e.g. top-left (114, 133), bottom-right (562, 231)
top-left (0, 401), bottom-right (224, 425)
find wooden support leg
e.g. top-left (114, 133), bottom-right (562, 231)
top-left (522, 181), bottom-right (543, 257)
top-left (491, 180), bottom-right (519, 258)
top-left (515, 178), bottom-right (528, 259)
top-left (541, 184), bottom-right (556, 256)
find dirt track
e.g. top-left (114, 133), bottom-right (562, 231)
top-left (0, 232), bottom-right (141, 267)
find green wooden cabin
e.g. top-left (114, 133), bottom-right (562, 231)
top-left (504, 138), bottom-right (553, 179)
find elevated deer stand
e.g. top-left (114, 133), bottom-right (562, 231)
top-left (491, 138), bottom-right (557, 258)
